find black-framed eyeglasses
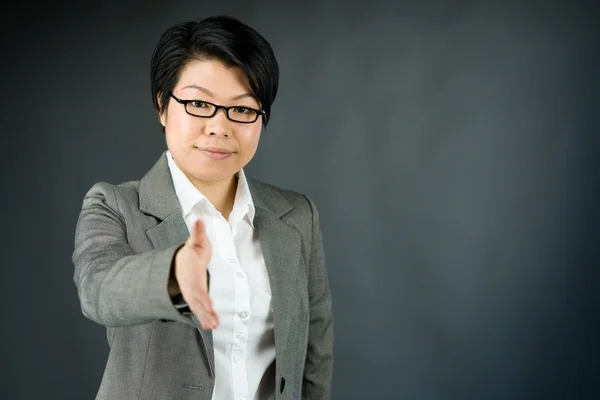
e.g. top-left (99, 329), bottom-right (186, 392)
top-left (170, 93), bottom-right (265, 124)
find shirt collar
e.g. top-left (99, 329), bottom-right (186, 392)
top-left (232, 167), bottom-right (256, 227)
top-left (166, 150), bottom-right (255, 227)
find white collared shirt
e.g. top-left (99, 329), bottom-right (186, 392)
top-left (166, 151), bottom-right (276, 400)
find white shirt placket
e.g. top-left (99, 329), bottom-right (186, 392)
top-left (214, 215), bottom-right (251, 400)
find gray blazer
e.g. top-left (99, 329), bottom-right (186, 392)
top-left (72, 152), bottom-right (333, 400)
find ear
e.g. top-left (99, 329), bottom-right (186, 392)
top-left (157, 94), bottom-right (167, 127)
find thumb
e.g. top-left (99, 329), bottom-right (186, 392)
top-left (189, 218), bottom-right (207, 248)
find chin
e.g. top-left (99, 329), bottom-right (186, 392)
top-left (189, 169), bottom-right (236, 183)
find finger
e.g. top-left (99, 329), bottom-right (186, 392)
top-left (198, 273), bottom-right (209, 295)
top-left (191, 302), bottom-right (219, 329)
top-left (200, 308), bottom-right (219, 329)
top-left (198, 312), bottom-right (213, 330)
top-left (194, 290), bottom-right (214, 314)
top-left (189, 294), bottom-right (219, 324)
top-left (189, 301), bottom-right (210, 328)
top-left (189, 219), bottom-right (206, 249)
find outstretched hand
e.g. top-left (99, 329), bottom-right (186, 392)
top-left (174, 219), bottom-right (219, 330)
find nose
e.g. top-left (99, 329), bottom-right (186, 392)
top-left (203, 108), bottom-right (232, 138)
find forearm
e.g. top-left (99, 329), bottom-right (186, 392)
top-left (74, 243), bottom-right (192, 327)
top-left (302, 298), bottom-right (334, 399)
top-left (302, 195), bottom-right (334, 398)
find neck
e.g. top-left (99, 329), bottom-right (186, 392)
top-left (191, 174), bottom-right (238, 220)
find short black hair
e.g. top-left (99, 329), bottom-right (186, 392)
top-left (150, 15), bottom-right (279, 126)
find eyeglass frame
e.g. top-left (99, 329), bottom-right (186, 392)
top-left (169, 93), bottom-right (266, 124)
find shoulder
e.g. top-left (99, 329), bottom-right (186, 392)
top-left (80, 180), bottom-right (141, 213)
top-left (248, 177), bottom-right (318, 211)
top-left (256, 178), bottom-right (312, 204)
top-left (247, 176), bottom-right (322, 232)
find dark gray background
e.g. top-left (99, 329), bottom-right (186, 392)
top-left (2, 1), bottom-right (599, 399)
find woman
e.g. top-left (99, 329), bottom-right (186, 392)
top-left (72, 15), bottom-right (333, 400)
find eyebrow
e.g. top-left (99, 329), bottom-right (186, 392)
top-left (181, 84), bottom-right (255, 101)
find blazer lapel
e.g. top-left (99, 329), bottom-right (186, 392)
top-left (145, 214), bottom-right (189, 251)
top-left (138, 152), bottom-right (215, 376)
top-left (248, 177), bottom-right (301, 356)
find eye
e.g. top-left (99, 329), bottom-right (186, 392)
top-left (232, 106), bottom-right (253, 114)
top-left (190, 101), bottom-right (209, 108)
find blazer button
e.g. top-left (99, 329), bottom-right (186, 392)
top-left (279, 377), bottom-right (286, 394)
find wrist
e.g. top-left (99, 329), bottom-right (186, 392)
top-left (168, 248), bottom-right (182, 297)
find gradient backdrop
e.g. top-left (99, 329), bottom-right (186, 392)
top-left (2, 1), bottom-right (599, 399)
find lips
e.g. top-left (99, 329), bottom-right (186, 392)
top-left (197, 146), bottom-right (234, 160)
top-left (200, 146), bottom-right (233, 154)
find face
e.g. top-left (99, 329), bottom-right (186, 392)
top-left (159, 59), bottom-right (263, 187)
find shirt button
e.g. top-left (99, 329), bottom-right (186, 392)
top-left (236, 332), bottom-right (245, 340)
top-left (236, 271), bottom-right (245, 278)
top-left (228, 257), bottom-right (236, 263)
top-left (234, 355), bottom-right (242, 363)
top-left (238, 311), bottom-right (248, 319)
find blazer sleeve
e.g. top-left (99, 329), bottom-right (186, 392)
top-left (72, 182), bottom-right (197, 328)
top-left (302, 195), bottom-right (334, 399)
